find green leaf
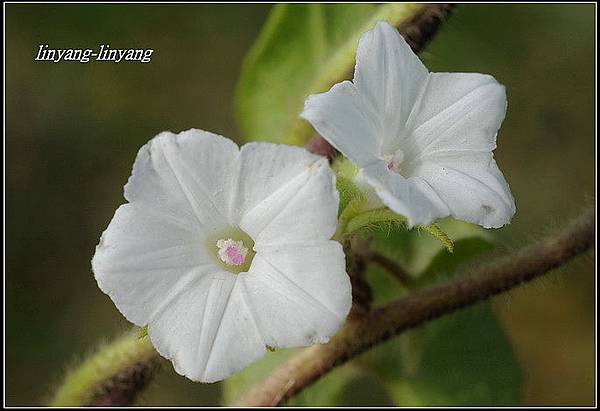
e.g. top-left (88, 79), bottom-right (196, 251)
top-left (366, 219), bottom-right (493, 304)
top-left (327, 371), bottom-right (395, 406)
top-left (288, 364), bottom-right (366, 406)
top-left (365, 228), bottom-right (521, 406)
top-left (236, 3), bottom-right (428, 145)
top-left (382, 304), bottom-right (522, 406)
top-left (396, 217), bottom-right (493, 276)
top-left (415, 237), bottom-right (495, 287)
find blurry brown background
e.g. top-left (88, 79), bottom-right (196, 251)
top-left (5, 4), bottom-right (595, 406)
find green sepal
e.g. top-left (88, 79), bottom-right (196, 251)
top-left (343, 208), bottom-right (454, 253)
top-left (137, 325), bottom-right (149, 340)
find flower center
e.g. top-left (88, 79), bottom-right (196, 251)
top-left (383, 148), bottom-right (405, 174)
top-left (216, 238), bottom-right (248, 266)
top-left (209, 227), bottom-right (256, 274)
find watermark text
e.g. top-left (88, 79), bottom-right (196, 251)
top-left (34, 44), bottom-right (154, 63)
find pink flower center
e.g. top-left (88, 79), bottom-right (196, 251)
top-left (216, 239), bottom-right (248, 267)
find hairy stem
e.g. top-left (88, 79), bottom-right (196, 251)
top-left (49, 331), bottom-right (160, 406)
top-left (345, 237), bottom-right (373, 318)
top-left (236, 208), bottom-right (595, 406)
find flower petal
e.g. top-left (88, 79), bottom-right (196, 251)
top-left (124, 129), bottom-right (239, 231)
top-left (92, 204), bottom-right (213, 326)
top-left (301, 81), bottom-right (381, 167)
top-left (236, 144), bottom-right (338, 242)
top-left (147, 274), bottom-right (267, 383)
top-left (243, 241), bottom-right (350, 348)
top-left (403, 73), bottom-right (507, 164)
top-left (354, 21), bottom-right (429, 154)
top-left (411, 152), bottom-right (516, 228)
top-left (360, 162), bottom-right (450, 228)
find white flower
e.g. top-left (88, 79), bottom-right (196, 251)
top-left (301, 21), bottom-right (516, 228)
top-left (92, 129), bottom-right (351, 383)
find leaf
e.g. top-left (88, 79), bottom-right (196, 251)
top-left (235, 3), bottom-right (428, 145)
top-left (329, 371), bottom-right (396, 406)
top-left (415, 237), bottom-right (495, 287)
top-left (365, 228), bottom-right (521, 406)
top-left (398, 217), bottom-right (493, 276)
top-left (383, 303), bottom-right (522, 406)
top-left (288, 364), bottom-right (366, 406)
top-left (366, 220), bottom-right (493, 305)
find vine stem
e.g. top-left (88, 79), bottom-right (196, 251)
top-left (236, 208), bottom-right (595, 406)
top-left (49, 331), bottom-right (160, 406)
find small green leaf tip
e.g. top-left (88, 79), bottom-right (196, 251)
top-left (138, 325), bottom-right (149, 339)
top-left (419, 223), bottom-right (454, 253)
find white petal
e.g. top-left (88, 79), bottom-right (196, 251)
top-left (235, 144), bottom-right (338, 242)
top-left (92, 204), bottom-right (212, 326)
top-left (243, 242), bottom-right (351, 348)
top-left (411, 153), bottom-right (516, 228)
top-left (147, 274), bottom-right (267, 383)
top-left (301, 81), bottom-right (381, 167)
top-left (124, 129), bottom-right (239, 231)
top-left (354, 21), bottom-right (429, 154)
top-left (301, 22), bottom-right (430, 164)
top-left (403, 73), bottom-right (507, 164)
top-left (360, 162), bottom-right (449, 228)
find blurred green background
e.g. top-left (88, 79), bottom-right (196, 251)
top-left (5, 4), bottom-right (595, 406)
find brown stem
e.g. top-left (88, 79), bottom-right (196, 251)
top-left (369, 253), bottom-right (414, 288)
top-left (351, 236), bottom-right (414, 288)
top-left (236, 208), bottom-right (595, 406)
top-left (91, 358), bottom-right (162, 406)
top-left (345, 238), bottom-right (373, 318)
top-left (398, 3), bottom-right (456, 53)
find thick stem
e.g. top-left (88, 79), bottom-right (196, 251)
top-left (237, 208), bottom-right (595, 406)
top-left (49, 331), bottom-right (160, 406)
